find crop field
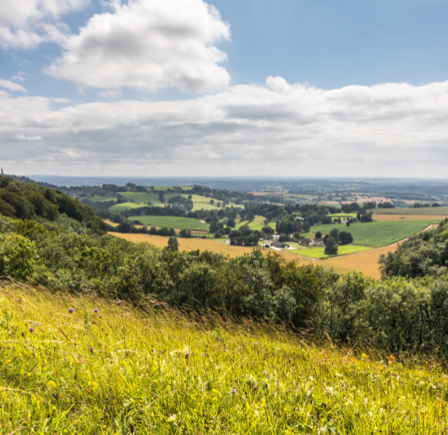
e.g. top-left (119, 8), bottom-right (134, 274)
top-left (119, 192), bottom-right (236, 211)
top-left (108, 201), bottom-right (144, 212)
top-left (111, 232), bottom-right (256, 258)
top-left (311, 220), bottom-right (439, 247)
top-left (373, 213), bottom-right (448, 222)
top-left (237, 215), bottom-right (275, 231)
top-left (121, 192), bottom-right (162, 205)
top-left (128, 215), bottom-right (209, 231)
top-left (84, 195), bottom-right (116, 202)
top-left (2, 283), bottom-right (447, 433)
top-left (316, 242), bottom-right (401, 279)
top-left (289, 244), bottom-right (372, 259)
top-left (375, 205), bottom-right (448, 215)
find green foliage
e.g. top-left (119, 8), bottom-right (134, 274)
top-left (379, 219), bottom-right (448, 278)
top-left (166, 237), bottom-right (179, 252)
top-left (0, 233), bottom-right (41, 280)
top-left (0, 176), bottom-right (106, 235)
top-left (324, 236), bottom-right (338, 255)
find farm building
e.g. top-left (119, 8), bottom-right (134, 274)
top-left (310, 238), bottom-right (325, 247)
top-left (270, 241), bottom-right (290, 249)
top-left (272, 235), bottom-right (281, 240)
top-left (299, 238), bottom-right (311, 246)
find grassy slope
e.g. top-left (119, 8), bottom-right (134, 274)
top-left (1, 284), bottom-right (447, 434)
top-left (129, 215), bottom-right (209, 231)
top-left (375, 206), bottom-right (448, 215)
top-left (311, 220), bottom-right (439, 247)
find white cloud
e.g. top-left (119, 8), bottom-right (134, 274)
top-left (0, 0), bottom-right (88, 49)
top-left (16, 134), bottom-right (43, 141)
top-left (0, 79), bottom-right (26, 92)
top-left (98, 90), bottom-right (124, 100)
top-left (1, 78), bottom-right (448, 177)
top-left (46, 0), bottom-right (231, 93)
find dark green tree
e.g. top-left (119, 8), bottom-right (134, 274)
top-left (324, 236), bottom-right (338, 255)
top-left (166, 237), bottom-right (179, 252)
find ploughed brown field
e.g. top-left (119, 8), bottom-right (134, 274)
top-left (110, 232), bottom-right (401, 280)
top-left (373, 214), bottom-right (448, 222)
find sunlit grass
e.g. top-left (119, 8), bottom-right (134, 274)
top-left (1, 283), bottom-right (448, 433)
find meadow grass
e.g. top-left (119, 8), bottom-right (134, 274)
top-left (312, 220), bottom-right (439, 247)
top-left (1, 283), bottom-right (448, 434)
top-left (289, 244), bottom-right (372, 259)
top-left (128, 216), bottom-right (209, 231)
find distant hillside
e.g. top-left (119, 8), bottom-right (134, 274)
top-left (0, 175), bottom-right (106, 235)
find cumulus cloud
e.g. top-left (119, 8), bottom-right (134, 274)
top-left (46, 0), bottom-right (231, 93)
top-left (1, 78), bottom-right (448, 177)
top-left (0, 79), bottom-right (26, 93)
top-left (0, 0), bottom-right (88, 49)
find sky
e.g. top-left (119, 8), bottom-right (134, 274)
top-left (1, 0), bottom-right (448, 178)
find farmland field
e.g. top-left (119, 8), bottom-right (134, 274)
top-left (128, 215), bottom-right (209, 231)
top-left (84, 195), bottom-right (116, 202)
top-left (373, 213), bottom-right (448, 221)
top-left (289, 244), bottom-right (372, 259)
top-left (311, 220), bottom-right (438, 247)
top-left (111, 232), bottom-right (257, 258)
top-left (316, 242), bottom-right (401, 279)
top-left (109, 202), bottom-right (143, 212)
top-left (237, 215), bottom-right (275, 231)
top-left (375, 205), bottom-right (448, 215)
top-left (119, 192), bottom-right (236, 211)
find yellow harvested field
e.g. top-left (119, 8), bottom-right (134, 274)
top-left (314, 243), bottom-right (400, 280)
top-left (109, 232), bottom-right (397, 278)
top-left (110, 232), bottom-right (257, 258)
top-left (373, 214), bottom-right (448, 222)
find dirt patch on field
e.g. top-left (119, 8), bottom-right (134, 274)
top-left (373, 214), bottom-right (448, 222)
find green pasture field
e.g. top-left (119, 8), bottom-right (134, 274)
top-left (237, 215), bottom-right (275, 231)
top-left (374, 206), bottom-right (448, 215)
top-left (311, 220), bottom-right (439, 247)
top-left (84, 195), bottom-right (116, 202)
top-left (289, 244), bottom-right (372, 259)
top-left (119, 192), bottom-right (235, 211)
top-left (129, 215), bottom-right (209, 231)
top-left (109, 202), bottom-right (143, 212)
top-left (121, 192), bottom-right (162, 205)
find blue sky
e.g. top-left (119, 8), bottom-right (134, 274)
top-left (1, 0), bottom-right (448, 177)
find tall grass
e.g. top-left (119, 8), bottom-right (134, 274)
top-left (1, 282), bottom-right (448, 433)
